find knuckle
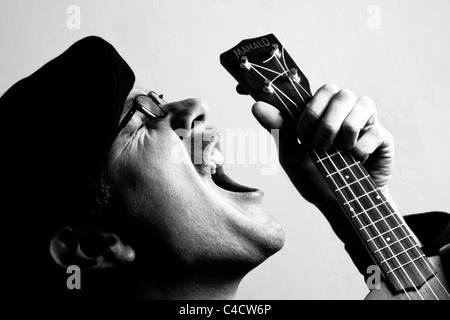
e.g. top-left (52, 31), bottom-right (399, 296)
top-left (369, 125), bottom-right (385, 141)
top-left (319, 83), bottom-right (339, 95)
top-left (320, 119), bottom-right (340, 132)
top-left (357, 96), bottom-right (377, 112)
top-left (303, 106), bottom-right (321, 121)
top-left (335, 89), bottom-right (356, 101)
top-left (342, 121), bottom-right (361, 136)
top-left (357, 95), bottom-right (374, 106)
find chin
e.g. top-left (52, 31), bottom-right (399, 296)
top-left (235, 205), bottom-right (286, 265)
top-left (259, 219), bottom-right (286, 257)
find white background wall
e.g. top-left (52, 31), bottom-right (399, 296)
top-left (1, 0), bottom-right (449, 299)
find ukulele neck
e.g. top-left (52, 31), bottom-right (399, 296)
top-left (220, 34), bottom-right (436, 292)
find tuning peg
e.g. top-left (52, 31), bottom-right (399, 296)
top-left (240, 56), bottom-right (251, 70)
top-left (263, 80), bottom-right (275, 93)
top-left (271, 44), bottom-right (281, 58)
top-left (289, 68), bottom-right (301, 83)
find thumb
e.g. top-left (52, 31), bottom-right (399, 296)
top-left (252, 101), bottom-right (307, 169)
top-left (252, 101), bottom-right (284, 131)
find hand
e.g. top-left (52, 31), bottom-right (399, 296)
top-left (252, 83), bottom-right (395, 209)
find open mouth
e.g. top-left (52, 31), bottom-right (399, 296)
top-left (207, 143), bottom-right (258, 193)
top-left (199, 128), bottom-right (260, 194)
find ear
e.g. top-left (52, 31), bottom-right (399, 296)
top-left (49, 227), bottom-right (135, 269)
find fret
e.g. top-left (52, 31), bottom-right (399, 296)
top-left (387, 255), bottom-right (427, 274)
top-left (358, 212), bottom-right (396, 231)
top-left (343, 189), bottom-right (379, 206)
top-left (221, 34), bottom-right (440, 293)
top-left (371, 230), bottom-right (423, 278)
top-left (364, 224), bottom-right (411, 260)
top-left (384, 254), bottom-right (436, 291)
top-left (316, 150), bottom-right (342, 163)
top-left (334, 174), bottom-right (370, 192)
top-left (366, 224), bottom-right (403, 243)
top-left (374, 234), bottom-right (414, 253)
top-left (350, 201), bottom-right (388, 218)
top-left (373, 233), bottom-right (418, 270)
top-left (324, 162), bottom-right (360, 178)
top-left (380, 245), bottom-right (420, 265)
top-left (357, 212), bottom-right (399, 237)
top-left (331, 169), bottom-right (376, 205)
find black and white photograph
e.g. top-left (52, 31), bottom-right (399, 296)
top-left (1, 0), bottom-right (449, 306)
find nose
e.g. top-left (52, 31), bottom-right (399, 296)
top-left (163, 98), bottom-right (209, 136)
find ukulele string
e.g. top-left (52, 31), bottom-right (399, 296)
top-left (248, 62), bottom-right (300, 109)
top-left (273, 53), bottom-right (421, 295)
top-left (249, 62), bottom-right (282, 75)
top-left (247, 47), bottom-right (449, 298)
top-left (268, 69), bottom-right (291, 85)
top-left (279, 44), bottom-right (312, 99)
top-left (275, 46), bottom-right (441, 299)
top-left (247, 63), bottom-right (300, 117)
top-left (346, 154), bottom-right (450, 298)
top-left (312, 146), bottom-right (420, 299)
top-left (336, 149), bottom-right (439, 299)
top-left (244, 56), bottom-right (413, 298)
top-left (262, 34), bottom-right (308, 103)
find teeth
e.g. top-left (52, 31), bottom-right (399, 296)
top-left (210, 162), bottom-right (217, 175)
top-left (210, 148), bottom-right (224, 175)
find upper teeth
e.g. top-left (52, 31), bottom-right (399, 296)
top-left (210, 148), bottom-right (224, 175)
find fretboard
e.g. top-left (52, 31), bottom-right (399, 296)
top-left (309, 146), bottom-right (435, 292)
top-left (220, 33), bottom-right (437, 293)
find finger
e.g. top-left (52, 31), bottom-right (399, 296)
top-left (336, 96), bottom-right (377, 150)
top-left (297, 83), bottom-right (339, 143)
top-left (314, 89), bottom-right (357, 149)
top-left (353, 124), bottom-right (392, 163)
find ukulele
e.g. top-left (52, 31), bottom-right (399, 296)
top-left (220, 34), bottom-right (449, 300)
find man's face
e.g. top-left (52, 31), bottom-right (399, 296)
top-left (106, 90), bottom-right (284, 272)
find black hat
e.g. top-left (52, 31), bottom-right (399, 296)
top-left (0, 36), bottom-right (135, 288)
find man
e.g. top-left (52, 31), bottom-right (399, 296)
top-left (1, 36), bottom-right (448, 299)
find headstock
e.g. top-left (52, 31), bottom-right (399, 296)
top-left (220, 34), bottom-right (312, 124)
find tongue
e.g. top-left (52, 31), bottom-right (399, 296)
top-left (212, 167), bottom-right (257, 193)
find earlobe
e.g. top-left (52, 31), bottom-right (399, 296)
top-left (49, 227), bottom-right (135, 269)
